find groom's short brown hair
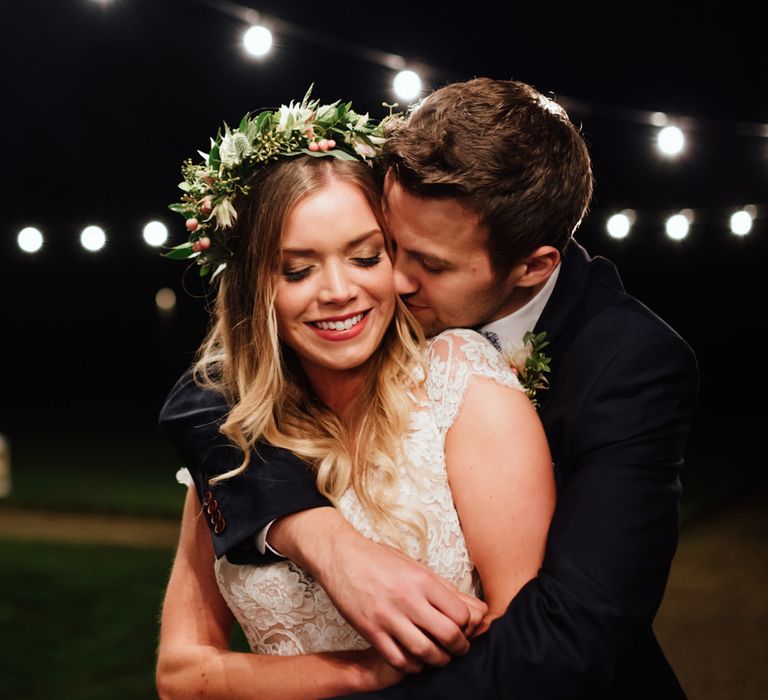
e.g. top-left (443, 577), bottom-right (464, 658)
top-left (382, 77), bottom-right (594, 276)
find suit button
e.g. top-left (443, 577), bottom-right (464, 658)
top-left (203, 491), bottom-right (213, 506)
top-left (206, 499), bottom-right (218, 515)
top-left (213, 518), bottom-right (226, 535)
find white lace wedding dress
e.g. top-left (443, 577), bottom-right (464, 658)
top-left (181, 329), bottom-right (523, 655)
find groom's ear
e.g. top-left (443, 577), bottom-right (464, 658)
top-left (512, 246), bottom-right (561, 288)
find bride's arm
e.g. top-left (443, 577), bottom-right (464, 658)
top-left (156, 486), bottom-right (402, 700)
top-left (444, 374), bottom-right (556, 631)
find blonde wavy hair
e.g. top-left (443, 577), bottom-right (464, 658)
top-left (194, 156), bottom-right (427, 552)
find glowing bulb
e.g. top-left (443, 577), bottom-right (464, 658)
top-left (155, 287), bottom-right (177, 313)
top-left (143, 220), bottom-right (169, 247)
top-left (607, 213), bottom-right (631, 239)
top-left (665, 214), bottom-right (690, 240)
top-left (393, 70), bottom-right (422, 101)
top-left (81, 225), bottom-right (106, 252)
top-left (730, 210), bottom-right (753, 236)
top-left (244, 26), bottom-right (273, 57)
top-left (657, 126), bottom-right (685, 156)
top-left (17, 227), bottom-right (43, 253)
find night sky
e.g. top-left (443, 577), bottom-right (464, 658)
top-left (3, 1), bottom-right (767, 469)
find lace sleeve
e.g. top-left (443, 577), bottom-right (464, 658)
top-left (425, 329), bottom-right (524, 435)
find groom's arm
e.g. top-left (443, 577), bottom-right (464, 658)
top-left (159, 367), bottom-right (480, 663)
top-left (327, 331), bottom-right (699, 699)
top-left (158, 368), bottom-right (332, 563)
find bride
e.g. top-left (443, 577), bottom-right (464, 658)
top-left (156, 93), bottom-right (555, 698)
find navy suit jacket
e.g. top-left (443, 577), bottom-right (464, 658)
top-left (159, 241), bottom-right (699, 699)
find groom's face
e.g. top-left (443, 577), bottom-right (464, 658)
top-left (384, 178), bottom-right (520, 337)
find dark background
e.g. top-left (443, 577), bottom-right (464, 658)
top-left (3, 0), bottom-right (766, 500)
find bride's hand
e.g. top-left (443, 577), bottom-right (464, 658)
top-left (356, 647), bottom-right (407, 690)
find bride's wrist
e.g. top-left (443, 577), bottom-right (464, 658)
top-left (331, 648), bottom-right (401, 692)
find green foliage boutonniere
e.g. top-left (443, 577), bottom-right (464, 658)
top-left (502, 331), bottom-right (552, 408)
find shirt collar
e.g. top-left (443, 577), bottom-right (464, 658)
top-left (479, 264), bottom-right (560, 350)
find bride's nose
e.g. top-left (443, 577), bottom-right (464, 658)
top-left (318, 260), bottom-right (356, 305)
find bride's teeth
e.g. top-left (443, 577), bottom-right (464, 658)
top-left (313, 313), bottom-right (364, 331)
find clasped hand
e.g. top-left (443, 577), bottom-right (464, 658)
top-left (269, 508), bottom-right (487, 673)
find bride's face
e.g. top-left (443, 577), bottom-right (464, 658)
top-left (274, 178), bottom-right (396, 382)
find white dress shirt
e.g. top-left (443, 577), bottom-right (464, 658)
top-left (478, 263), bottom-right (560, 350)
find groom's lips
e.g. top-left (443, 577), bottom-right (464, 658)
top-left (404, 300), bottom-right (429, 312)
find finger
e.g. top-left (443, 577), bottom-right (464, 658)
top-left (369, 631), bottom-right (421, 673)
top-left (409, 604), bottom-right (471, 660)
top-left (425, 582), bottom-right (473, 633)
top-left (459, 595), bottom-right (487, 638)
top-left (388, 615), bottom-right (454, 667)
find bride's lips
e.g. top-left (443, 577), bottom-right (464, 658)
top-left (306, 309), bottom-right (371, 341)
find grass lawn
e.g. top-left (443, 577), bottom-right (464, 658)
top-left (0, 537), bottom-right (249, 700)
top-left (1, 426), bottom-right (185, 518)
top-left (0, 538), bottom-right (173, 699)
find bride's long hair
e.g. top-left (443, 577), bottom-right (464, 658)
top-left (194, 156), bottom-right (427, 551)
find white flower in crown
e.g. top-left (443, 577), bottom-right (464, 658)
top-left (351, 137), bottom-right (377, 158)
top-left (276, 102), bottom-right (314, 133)
top-left (212, 197), bottom-right (237, 229)
top-left (219, 129), bottom-right (253, 168)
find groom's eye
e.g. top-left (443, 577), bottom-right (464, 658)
top-left (420, 258), bottom-right (444, 273)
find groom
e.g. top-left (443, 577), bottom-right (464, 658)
top-left (160, 78), bottom-right (699, 698)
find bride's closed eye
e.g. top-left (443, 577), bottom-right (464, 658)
top-left (282, 266), bottom-right (313, 282)
top-left (352, 252), bottom-right (382, 267)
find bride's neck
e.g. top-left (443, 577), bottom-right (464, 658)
top-left (304, 366), bottom-right (368, 423)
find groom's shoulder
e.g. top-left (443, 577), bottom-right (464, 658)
top-left (584, 269), bottom-right (697, 379)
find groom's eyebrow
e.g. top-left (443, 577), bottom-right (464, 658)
top-left (402, 246), bottom-right (452, 267)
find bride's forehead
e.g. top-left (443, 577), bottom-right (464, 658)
top-left (284, 187), bottom-right (381, 247)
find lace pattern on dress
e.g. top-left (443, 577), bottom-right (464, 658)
top-left (213, 329), bottom-right (522, 655)
top-left (425, 328), bottom-right (523, 435)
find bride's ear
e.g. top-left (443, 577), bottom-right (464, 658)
top-left (513, 246), bottom-right (560, 288)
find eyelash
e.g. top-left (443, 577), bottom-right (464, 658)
top-left (283, 268), bottom-right (311, 282)
top-left (420, 259), bottom-right (443, 273)
top-left (282, 253), bottom-right (382, 283)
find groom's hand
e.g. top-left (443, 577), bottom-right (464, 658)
top-left (268, 507), bottom-right (486, 672)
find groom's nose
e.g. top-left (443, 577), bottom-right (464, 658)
top-left (393, 253), bottom-right (419, 297)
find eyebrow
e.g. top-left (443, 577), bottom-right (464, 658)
top-left (402, 247), bottom-right (452, 267)
top-left (282, 229), bottom-right (383, 256)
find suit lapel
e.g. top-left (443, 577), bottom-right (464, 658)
top-left (532, 240), bottom-right (624, 417)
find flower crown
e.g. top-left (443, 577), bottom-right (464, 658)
top-left (165, 86), bottom-right (394, 278)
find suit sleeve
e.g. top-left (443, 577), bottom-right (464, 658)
top-left (158, 368), bottom-right (332, 563)
top-left (336, 331), bottom-right (699, 699)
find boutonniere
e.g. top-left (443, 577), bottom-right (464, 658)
top-left (502, 331), bottom-right (551, 408)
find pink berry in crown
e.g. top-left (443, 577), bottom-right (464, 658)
top-left (192, 241), bottom-right (202, 253)
top-left (200, 196), bottom-right (213, 216)
top-left (198, 237), bottom-right (211, 250)
top-left (327, 139), bottom-right (336, 149)
top-left (308, 141), bottom-right (320, 152)
top-left (186, 218), bottom-right (199, 232)
top-left (318, 139), bottom-right (330, 151)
